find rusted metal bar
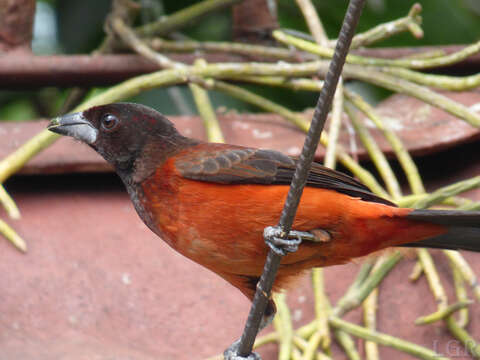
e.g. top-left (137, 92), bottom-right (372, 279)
top-left (0, 0), bottom-right (36, 53)
top-left (0, 45), bottom-right (479, 88)
top-left (0, 53), bottom-right (246, 88)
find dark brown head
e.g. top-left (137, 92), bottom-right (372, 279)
top-left (48, 103), bottom-right (192, 181)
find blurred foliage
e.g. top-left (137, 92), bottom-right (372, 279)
top-left (0, 0), bottom-right (479, 121)
top-left (279, 0), bottom-right (480, 45)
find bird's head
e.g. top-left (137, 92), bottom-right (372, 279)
top-left (48, 103), bottom-right (188, 179)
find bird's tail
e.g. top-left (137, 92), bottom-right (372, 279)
top-left (402, 209), bottom-right (480, 252)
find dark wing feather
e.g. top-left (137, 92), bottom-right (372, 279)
top-left (175, 144), bottom-right (394, 206)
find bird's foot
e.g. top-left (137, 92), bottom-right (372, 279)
top-left (224, 340), bottom-right (262, 360)
top-left (263, 226), bottom-right (314, 256)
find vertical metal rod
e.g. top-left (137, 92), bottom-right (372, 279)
top-left (236, 0), bottom-right (366, 357)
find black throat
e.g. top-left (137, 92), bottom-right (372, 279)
top-left (113, 133), bottom-right (200, 241)
top-left (116, 133), bottom-right (200, 187)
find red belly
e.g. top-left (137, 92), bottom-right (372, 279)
top-left (140, 169), bottom-right (446, 283)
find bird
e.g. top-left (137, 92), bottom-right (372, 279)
top-left (49, 102), bottom-right (480, 356)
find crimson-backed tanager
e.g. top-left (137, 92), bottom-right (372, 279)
top-left (49, 103), bottom-right (480, 329)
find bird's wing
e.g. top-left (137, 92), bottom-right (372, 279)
top-left (175, 144), bottom-right (394, 205)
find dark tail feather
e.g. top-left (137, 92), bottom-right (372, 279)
top-left (402, 209), bottom-right (480, 252)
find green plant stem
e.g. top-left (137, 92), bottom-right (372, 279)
top-left (324, 81), bottom-right (344, 170)
top-left (333, 253), bottom-right (402, 317)
top-left (0, 130), bottom-right (59, 184)
top-left (317, 353), bottom-right (332, 360)
top-left (345, 103), bottom-right (402, 200)
top-left (401, 49), bottom-right (446, 60)
top-left (294, 334), bottom-right (309, 351)
top-left (458, 201), bottom-right (480, 211)
top-left (398, 193), bottom-right (474, 209)
top-left (113, 17), bottom-right (180, 69)
top-left (445, 317), bottom-right (480, 358)
top-left (443, 250), bottom-right (480, 302)
top-left (450, 258), bottom-right (470, 327)
top-left (303, 331), bottom-right (324, 360)
top-left (335, 151), bottom-right (390, 199)
top-left (148, 38), bottom-right (300, 61)
top-left (323, 262), bottom-right (374, 322)
top-left (363, 289), bottom-right (380, 360)
top-left (237, 67), bottom-right (480, 130)
top-left (417, 249), bottom-right (448, 305)
top-left (274, 30), bottom-right (480, 70)
top-left (352, 262), bottom-right (375, 287)
top-left (362, 257), bottom-right (387, 360)
top-left (136, 0), bottom-right (242, 37)
top-left (446, 197), bottom-right (478, 208)
top-left (312, 268), bottom-right (331, 353)
top-left (418, 249), bottom-right (480, 359)
top-left (292, 347), bottom-right (304, 360)
top-left (339, 3), bottom-right (423, 49)
top-left (188, 60), bottom-right (224, 143)
top-left (273, 293), bottom-right (294, 360)
top-left (415, 300), bottom-right (472, 325)
top-left (190, 82), bottom-right (224, 142)
top-left (413, 176), bottom-right (480, 209)
top-left (295, 0), bottom-right (329, 46)
top-left (329, 316), bottom-right (449, 360)
top-left (0, 219), bottom-right (26, 252)
top-left (297, 320), bottom-right (319, 339)
top-left (344, 88), bottom-right (425, 195)
top-left (343, 65), bottom-right (480, 128)
top-left (328, 263), bottom-right (373, 360)
top-left (409, 261), bottom-right (424, 282)
top-left (209, 80), bottom-right (310, 131)
top-left (230, 68), bottom-right (480, 134)
top-left (0, 184), bottom-right (20, 219)
top-left (333, 328), bottom-right (361, 360)
top-left (289, 3), bottom-right (423, 49)
top-left (253, 332), bottom-right (278, 349)
top-left (228, 75), bottom-right (325, 92)
top-left (380, 67), bottom-right (480, 91)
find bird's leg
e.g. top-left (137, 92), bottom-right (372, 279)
top-left (263, 226), bottom-right (304, 256)
top-left (226, 228), bottom-right (330, 359)
top-left (264, 226), bottom-right (330, 256)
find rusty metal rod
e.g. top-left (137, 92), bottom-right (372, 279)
top-left (0, 53), bottom-right (243, 88)
top-left (0, 45), bottom-right (479, 88)
top-left (235, 0), bottom-right (366, 357)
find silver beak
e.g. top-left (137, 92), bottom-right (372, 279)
top-left (48, 112), bottom-right (98, 144)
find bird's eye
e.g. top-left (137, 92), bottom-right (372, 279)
top-left (101, 114), bottom-right (119, 131)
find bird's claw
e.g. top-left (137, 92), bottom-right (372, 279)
top-left (224, 340), bottom-right (262, 360)
top-left (264, 226), bottom-right (313, 256)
